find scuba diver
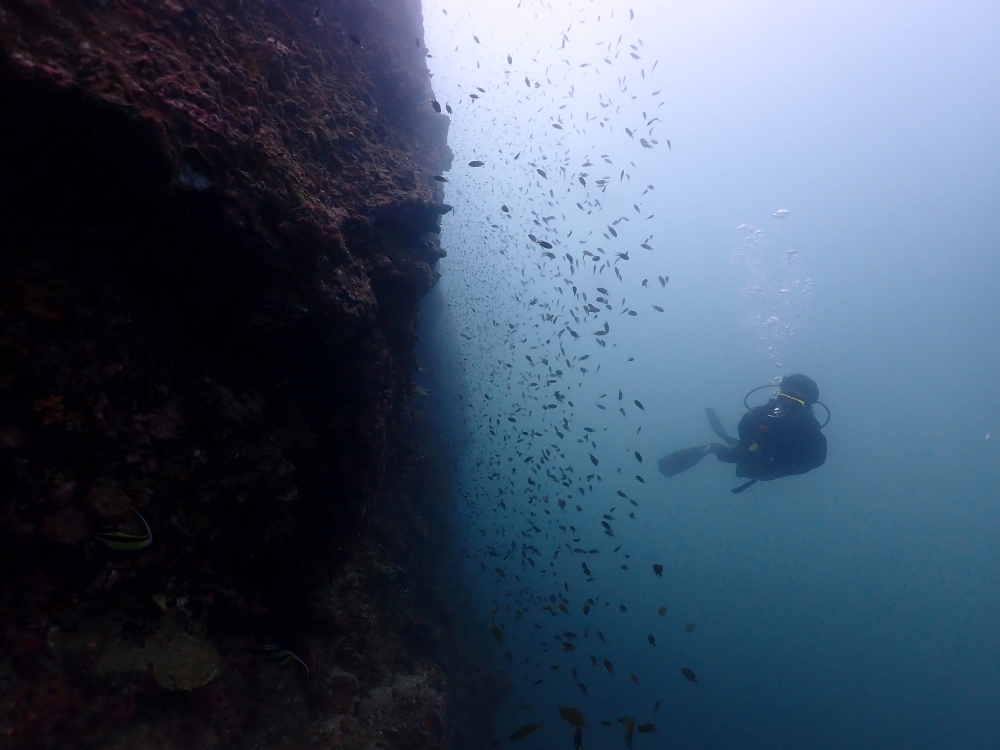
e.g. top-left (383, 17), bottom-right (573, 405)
top-left (658, 374), bottom-right (828, 494)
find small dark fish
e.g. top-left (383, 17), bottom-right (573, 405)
top-left (589, 453), bottom-right (599, 466)
top-left (619, 604), bottom-right (627, 612)
top-left (433, 175), bottom-right (448, 182)
top-left (538, 241), bottom-right (553, 249)
top-left (430, 99), bottom-right (441, 112)
top-left (652, 305), bottom-right (664, 312)
top-left (508, 54), bottom-right (513, 64)
top-left (604, 658), bottom-right (614, 673)
top-left (578, 682), bottom-right (589, 695)
top-left (502, 204), bottom-right (509, 212)
top-left (574, 726), bottom-right (583, 749)
top-left (563, 641), bottom-right (575, 652)
top-left (636, 475), bottom-right (645, 483)
top-left (469, 160), bottom-right (485, 167)
top-left (630, 674), bottom-right (639, 684)
top-left (647, 634), bottom-right (656, 646)
top-left (634, 451), bottom-right (643, 463)
top-left (657, 606), bottom-right (667, 616)
top-left (637, 723), bottom-right (655, 734)
top-left (620, 716), bottom-right (635, 748)
top-left (559, 707), bottom-right (586, 727)
top-left (446, 104), bottom-right (453, 114)
top-left (510, 721), bottom-right (544, 740)
top-left (537, 169), bottom-right (547, 178)
top-left (349, 34), bottom-right (361, 46)
top-left (473, 35), bottom-right (480, 43)
top-left (652, 564), bottom-right (663, 578)
top-left (653, 701), bottom-right (660, 714)
top-left (492, 626), bottom-right (504, 642)
top-left (681, 667), bottom-right (698, 685)
top-left (597, 631), bottom-right (606, 642)
top-left (634, 399), bottom-right (644, 410)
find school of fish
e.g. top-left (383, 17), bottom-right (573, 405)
top-left (424, 2), bottom-right (703, 746)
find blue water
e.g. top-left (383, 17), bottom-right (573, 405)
top-left (419, 0), bottom-right (1000, 747)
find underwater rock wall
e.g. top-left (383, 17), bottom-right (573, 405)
top-left (0, 0), bottom-right (477, 747)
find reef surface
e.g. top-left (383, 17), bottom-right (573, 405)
top-left (0, 0), bottom-right (495, 747)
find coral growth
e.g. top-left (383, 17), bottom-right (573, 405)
top-left (0, 0), bottom-right (489, 747)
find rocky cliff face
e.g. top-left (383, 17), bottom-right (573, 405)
top-left (0, 0), bottom-right (487, 747)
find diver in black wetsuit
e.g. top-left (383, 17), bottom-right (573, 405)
top-left (658, 374), bottom-right (828, 494)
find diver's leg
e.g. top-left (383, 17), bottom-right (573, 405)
top-left (705, 408), bottom-right (737, 446)
top-left (710, 442), bottom-right (739, 464)
top-left (658, 444), bottom-right (724, 477)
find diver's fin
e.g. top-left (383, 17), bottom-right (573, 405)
top-left (658, 445), bottom-right (712, 478)
top-left (705, 407), bottom-right (737, 446)
top-left (731, 479), bottom-right (757, 495)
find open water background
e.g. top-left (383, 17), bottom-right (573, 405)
top-left (415, 0), bottom-right (1000, 747)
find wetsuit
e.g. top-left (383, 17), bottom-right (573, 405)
top-left (713, 399), bottom-right (827, 481)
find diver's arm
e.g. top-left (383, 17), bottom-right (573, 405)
top-left (770, 426), bottom-right (827, 477)
top-left (800, 428), bottom-right (827, 471)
